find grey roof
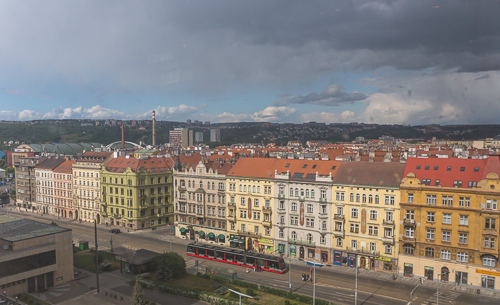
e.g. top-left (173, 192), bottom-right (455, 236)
top-left (0, 215), bottom-right (70, 242)
top-left (116, 249), bottom-right (160, 265)
top-left (35, 158), bottom-right (66, 170)
top-left (333, 162), bottom-right (405, 187)
top-left (24, 143), bottom-right (102, 155)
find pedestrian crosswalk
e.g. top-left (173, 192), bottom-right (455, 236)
top-left (420, 290), bottom-right (461, 305)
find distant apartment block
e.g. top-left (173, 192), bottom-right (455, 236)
top-left (195, 132), bottom-right (204, 143)
top-left (169, 128), bottom-right (193, 148)
top-left (210, 129), bottom-right (221, 142)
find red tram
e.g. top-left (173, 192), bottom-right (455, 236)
top-left (186, 243), bottom-right (287, 273)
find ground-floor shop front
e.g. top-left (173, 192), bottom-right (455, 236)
top-left (283, 243), bottom-right (331, 264)
top-left (399, 254), bottom-right (499, 289)
top-left (176, 222), bottom-right (226, 245)
top-left (333, 250), bottom-right (397, 272)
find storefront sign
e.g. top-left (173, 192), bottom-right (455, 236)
top-left (115, 256), bottom-right (127, 262)
top-left (476, 269), bottom-right (500, 277)
top-left (290, 245), bottom-right (296, 255)
top-left (257, 239), bottom-right (273, 244)
top-left (375, 256), bottom-right (391, 262)
top-left (404, 263), bottom-right (413, 267)
top-left (424, 266), bottom-right (433, 270)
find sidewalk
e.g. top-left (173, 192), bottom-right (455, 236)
top-left (287, 255), bottom-right (500, 299)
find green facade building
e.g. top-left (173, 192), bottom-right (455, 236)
top-left (100, 155), bottom-right (174, 230)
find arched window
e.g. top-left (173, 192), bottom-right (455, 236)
top-left (291, 231), bottom-right (297, 241)
top-left (350, 193), bottom-right (354, 202)
top-left (311, 190), bottom-right (315, 198)
top-left (362, 194), bottom-right (367, 203)
top-left (188, 180), bottom-right (191, 188)
top-left (212, 182), bottom-right (215, 190)
top-left (244, 185), bottom-right (247, 192)
top-left (306, 189), bottom-right (310, 197)
top-left (199, 181), bottom-right (203, 188)
top-left (403, 244), bottom-right (414, 255)
top-left (257, 186), bottom-right (260, 193)
top-left (301, 189), bottom-right (305, 196)
top-left (375, 195), bottom-right (380, 204)
top-left (457, 252), bottom-right (468, 262)
top-left (307, 233), bottom-right (313, 243)
top-left (369, 195), bottom-right (373, 203)
top-left (290, 188), bottom-right (294, 196)
top-left (425, 247), bottom-right (434, 257)
top-left (253, 186), bottom-right (256, 193)
top-left (295, 188), bottom-right (299, 196)
top-left (483, 256), bottom-right (496, 267)
top-left (356, 194), bottom-right (360, 202)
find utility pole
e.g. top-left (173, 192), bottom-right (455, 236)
top-left (313, 264), bottom-right (316, 305)
top-left (410, 278), bottom-right (424, 305)
top-left (437, 272), bottom-right (448, 305)
top-left (288, 254), bottom-right (292, 292)
top-left (94, 220), bottom-right (100, 292)
top-left (169, 224), bottom-right (172, 252)
top-left (354, 261), bottom-right (358, 305)
top-left (110, 232), bottom-right (113, 252)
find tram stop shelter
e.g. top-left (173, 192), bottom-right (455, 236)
top-left (113, 248), bottom-right (160, 274)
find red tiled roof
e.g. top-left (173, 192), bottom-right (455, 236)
top-left (53, 160), bottom-right (75, 173)
top-left (77, 151), bottom-right (113, 162)
top-left (403, 157), bottom-right (498, 188)
top-left (105, 156), bottom-right (173, 173)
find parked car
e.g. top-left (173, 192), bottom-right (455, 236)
top-left (110, 229), bottom-right (121, 234)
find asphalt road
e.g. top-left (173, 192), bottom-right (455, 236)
top-left (2, 207), bottom-right (496, 305)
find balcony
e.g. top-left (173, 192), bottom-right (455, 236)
top-left (382, 236), bottom-right (395, 244)
top-left (263, 206), bottom-right (272, 212)
top-left (263, 220), bottom-right (272, 227)
top-left (288, 238), bottom-right (315, 247)
top-left (318, 213), bottom-right (328, 219)
top-left (334, 214), bottom-right (345, 221)
top-left (299, 196), bottom-right (305, 202)
top-left (383, 219), bottom-right (395, 226)
top-left (401, 235), bottom-right (415, 242)
top-left (346, 247), bottom-right (379, 256)
top-left (139, 194), bottom-right (146, 198)
top-left (483, 229), bottom-right (499, 236)
top-left (319, 197), bottom-right (327, 203)
top-left (403, 219), bottom-right (416, 226)
top-left (333, 230), bottom-right (344, 237)
top-left (228, 202), bottom-right (236, 207)
top-left (278, 194), bottom-right (285, 199)
top-left (277, 208), bottom-right (286, 214)
top-left (178, 185), bottom-right (186, 191)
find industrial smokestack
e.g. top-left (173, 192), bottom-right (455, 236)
top-left (121, 123), bottom-right (125, 149)
top-left (152, 110), bottom-right (156, 146)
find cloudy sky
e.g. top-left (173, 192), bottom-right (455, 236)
top-left (0, 1), bottom-right (499, 124)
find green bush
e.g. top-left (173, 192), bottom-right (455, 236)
top-left (245, 288), bottom-right (255, 297)
top-left (233, 280), bottom-right (258, 290)
top-left (284, 301), bottom-right (291, 305)
top-left (152, 252), bottom-right (186, 278)
top-left (229, 288), bottom-right (241, 299)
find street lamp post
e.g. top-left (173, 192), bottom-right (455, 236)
top-left (437, 272), bottom-right (449, 305)
top-left (227, 288), bottom-right (258, 305)
top-left (306, 261), bottom-right (325, 305)
top-left (409, 278), bottom-right (425, 305)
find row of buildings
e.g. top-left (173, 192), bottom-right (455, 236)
top-left (173, 156), bottom-right (500, 290)
top-left (13, 149), bottom-right (500, 289)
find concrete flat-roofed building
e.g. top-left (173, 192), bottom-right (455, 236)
top-left (0, 215), bottom-right (74, 295)
top-left (210, 129), bottom-right (220, 142)
top-left (169, 128), bottom-right (193, 148)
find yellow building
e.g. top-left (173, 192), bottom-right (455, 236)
top-left (399, 157), bottom-right (500, 289)
top-left (226, 158), bottom-right (276, 253)
top-left (331, 162), bottom-right (405, 272)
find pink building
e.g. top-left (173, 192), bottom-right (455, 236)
top-left (53, 160), bottom-right (75, 219)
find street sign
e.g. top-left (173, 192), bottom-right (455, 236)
top-left (306, 261), bottom-right (324, 267)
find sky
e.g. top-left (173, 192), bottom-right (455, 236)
top-left (0, 1), bottom-right (499, 125)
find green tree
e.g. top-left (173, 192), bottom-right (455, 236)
top-left (155, 256), bottom-right (173, 282)
top-left (130, 279), bottom-right (149, 305)
top-left (153, 252), bottom-right (186, 278)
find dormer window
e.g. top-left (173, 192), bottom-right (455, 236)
top-left (447, 166), bottom-right (452, 171)
top-left (474, 167), bottom-right (479, 172)
top-left (416, 165), bottom-right (421, 170)
top-left (425, 166), bottom-right (429, 170)
top-left (460, 167), bottom-right (465, 171)
top-left (434, 166), bottom-right (439, 170)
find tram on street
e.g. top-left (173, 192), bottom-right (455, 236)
top-left (186, 243), bottom-right (287, 273)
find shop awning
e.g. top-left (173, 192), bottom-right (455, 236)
top-left (217, 234), bottom-right (225, 240)
top-left (198, 231), bottom-right (205, 236)
top-left (179, 227), bottom-right (186, 233)
top-left (207, 232), bottom-right (215, 238)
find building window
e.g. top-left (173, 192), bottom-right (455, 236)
top-left (483, 256), bottom-right (496, 267)
top-left (408, 194), bottom-right (413, 203)
top-left (254, 226), bottom-right (259, 234)
top-left (336, 192), bottom-right (344, 201)
top-left (291, 231), bottom-right (297, 241)
top-left (320, 235), bottom-right (326, 244)
top-left (487, 199), bottom-right (498, 210)
top-left (351, 208), bottom-right (359, 218)
top-left (279, 230), bottom-right (284, 239)
top-left (404, 244), bottom-right (415, 255)
top-left (441, 250), bottom-right (451, 260)
top-left (307, 204), bottom-right (313, 213)
top-left (291, 202), bottom-right (297, 211)
top-left (362, 194), bottom-right (366, 203)
top-left (368, 195), bottom-right (373, 203)
top-left (350, 193), bottom-right (354, 202)
top-left (485, 218), bottom-right (496, 229)
top-left (459, 233), bottom-right (468, 244)
top-left (459, 197), bottom-right (470, 207)
top-left (375, 195), bottom-right (379, 204)
top-left (280, 216), bottom-right (285, 224)
top-left (369, 242), bottom-right (376, 252)
top-left (307, 234), bottom-right (313, 243)
top-left (426, 229), bottom-right (434, 240)
top-left (356, 193), bottom-right (360, 202)
top-left (369, 210), bottom-right (377, 220)
top-left (442, 231), bottom-right (451, 242)
top-left (442, 214), bottom-right (451, 224)
top-left (336, 238), bottom-right (343, 247)
top-left (484, 237), bottom-right (496, 248)
top-left (405, 227), bottom-right (414, 237)
top-left (457, 252), bottom-right (468, 263)
top-left (368, 225), bottom-right (378, 236)
top-left (241, 224), bottom-right (246, 232)
top-left (350, 223), bottom-right (359, 233)
top-left (351, 239), bottom-right (358, 249)
top-left (459, 215), bottom-right (469, 226)
top-left (385, 211), bottom-right (393, 222)
top-left (241, 198), bottom-right (245, 205)
top-left (442, 196), bottom-right (453, 206)
top-left (425, 247), bottom-right (435, 257)
top-left (254, 199), bottom-right (259, 207)
top-left (427, 212), bottom-right (435, 222)
top-left (385, 245), bottom-right (392, 255)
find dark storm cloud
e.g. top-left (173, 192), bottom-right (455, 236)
top-left (274, 80), bottom-right (368, 106)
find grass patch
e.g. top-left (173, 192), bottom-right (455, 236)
top-left (147, 273), bottom-right (309, 305)
top-left (16, 293), bottom-right (52, 305)
top-left (73, 250), bottom-right (121, 273)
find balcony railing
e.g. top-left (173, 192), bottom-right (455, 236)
top-left (288, 238), bottom-right (315, 247)
top-left (263, 206), bottom-right (272, 211)
top-left (318, 213), bottom-right (328, 219)
top-left (319, 197), bottom-right (327, 203)
top-left (346, 247), bottom-right (380, 256)
top-left (382, 236), bottom-right (395, 244)
top-left (228, 202), bottom-right (236, 207)
top-left (237, 230), bottom-right (262, 238)
top-left (278, 194), bottom-right (285, 199)
top-left (333, 230), bottom-right (344, 237)
top-left (403, 219), bottom-right (416, 226)
top-left (383, 219), bottom-right (395, 226)
top-left (334, 214), bottom-right (345, 221)
top-left (263, 220), bottom-right (272, 227)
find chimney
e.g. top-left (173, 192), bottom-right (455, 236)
top-left (121, 124), bottom-right (125, 149)
top-left (152, 110), bottom-right (156, 146)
